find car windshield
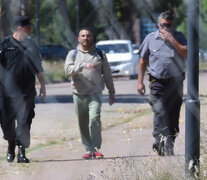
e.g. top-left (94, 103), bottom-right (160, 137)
top-left (97, 44), bottom-right (129, 54)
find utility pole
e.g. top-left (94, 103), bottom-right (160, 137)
top-left (110, 0), bottom-right (114, 40)
top-left (185, 0), bottom-right (200, 178)
top-left (36, 0), bottom-right (40, 47)
top-left (76, 0), bottom-right (80, 36)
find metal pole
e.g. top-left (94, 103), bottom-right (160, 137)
top-left (76, 0), bottom-right (80, 36)
top-left (36, 0), bottom-right (40, 47)
top-left (185, 0), bottom-right (200, 178)
top-left (110, 0), bottom-right (114, 39)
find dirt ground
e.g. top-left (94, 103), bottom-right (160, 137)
top-left (0, 73), bottom-right (207, 180)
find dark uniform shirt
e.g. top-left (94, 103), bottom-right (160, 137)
top-left (0, 35), bottom-right (43, 97)
top-left (138, 30), bottom-right (187, 79)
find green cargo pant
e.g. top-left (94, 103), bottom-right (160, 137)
top-left (73, 92), bottom-right (102, 152)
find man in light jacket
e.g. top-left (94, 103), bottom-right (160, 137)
top-left (65, 27), bottom-right (115, 159)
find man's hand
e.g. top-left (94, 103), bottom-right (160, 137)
top-left (137, 82), bottom-right (146, 95)
top-left (85, 63), bottom-right (95, 70)
top-left (137, 58), bottom-right (147, 95)
top-left (39, 86), bottom-right (46, 101)
top-left (36, 72), bottom-right (46, 101)
top-left (109, 94), bottom-right (115, 105)
top-left (159, 28), bottom-right (173, 42)
top-left (159, 27), bottom-right (187, 59)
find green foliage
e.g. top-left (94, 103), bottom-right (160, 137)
top-left (114, 0), bottom-right (137, 22)
top-left (152, 0), bottom-right (182, 13)
top-left (38, 0), bottom-right (60, 45)
top-left (200, 0), bottom-right (207, 50)
top-left (3, 0), bottom-right (206, 50)
top-left (41, 60), bottom-right (68, 84)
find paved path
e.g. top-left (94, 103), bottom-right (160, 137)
top-left (0, 73), bottom-right (207, 180)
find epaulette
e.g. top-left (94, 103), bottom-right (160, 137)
top-left (0, 36), bottom-right (8, 44)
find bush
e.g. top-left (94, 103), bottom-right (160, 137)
top-left (41, 60), bottom-right (69, 84)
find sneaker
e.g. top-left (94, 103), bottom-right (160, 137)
top-left (82, 152), bottom-right (93, 159)
top-left (93, 151), bottom-right (104, 159)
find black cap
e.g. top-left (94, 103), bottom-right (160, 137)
top-left (14, 16), bottom-right (33, 27)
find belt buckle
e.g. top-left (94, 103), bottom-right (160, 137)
top-left (163, 77), bottom-right (171, 83)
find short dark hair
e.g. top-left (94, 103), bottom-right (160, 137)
top-left (79, 27), bottom-right (94, 37)
top-left (158, 10), bottom-right (175, 22)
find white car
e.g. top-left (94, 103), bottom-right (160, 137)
top-left (96, 40), bottom-right (140, 79)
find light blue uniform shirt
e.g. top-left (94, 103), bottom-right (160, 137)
top-left (138, 30), bottom-right (187, 79)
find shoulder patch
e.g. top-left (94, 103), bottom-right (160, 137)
top-left (149, 32), bottom-right (155, 35)
top-left (0, 36), bottom-right (8, 44)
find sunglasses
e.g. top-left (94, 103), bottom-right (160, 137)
top-left (160, 23), bottom-right (172, 28)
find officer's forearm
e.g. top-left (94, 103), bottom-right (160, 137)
top-left (169, 37), bottom-right (187, 59)
top-left (36, 72), bottom-right (45, 88)
top-left (36, 72), bottom-right (46, 100)
top-left (138, 58), bottom-right (147, 84)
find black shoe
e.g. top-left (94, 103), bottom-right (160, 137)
top-left (153, 136), bottom-right (165, 156)
top-left (153, 142), bottom-right (165, 156)
top-left (165, 148), bottom-right (175, 156)
top-left (6, 141), bottom-right (16, 162)
top-left (17, 145), bottom-right (30, 163)
top-left (164, 135), bottom-right (175, 156)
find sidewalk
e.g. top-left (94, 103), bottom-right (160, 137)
top-left (0, 73), bottom-right (207, 180)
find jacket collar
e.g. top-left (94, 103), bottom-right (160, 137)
top-left (77, 43), bottom-right (96, 53)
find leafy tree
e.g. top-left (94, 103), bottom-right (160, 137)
top-left (35, 0), bottom-right (99, 48)
top-left (0, 0), bottom-right (11, 36)
top-left (200, 0), bottom-right (207, 50)
top-left (0, 0), bottom-right (35, 37)
top-left (113, 0), bottom-right (138, 42)
top-left (1, 0), bottom-right (200, 49)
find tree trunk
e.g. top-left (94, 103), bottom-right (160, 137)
top-left (0, 0), bottom-right (29, 37)
top-left (56, 0), bottom-right (77, 47)
top-left (0, 0), bottom-right (12, 37)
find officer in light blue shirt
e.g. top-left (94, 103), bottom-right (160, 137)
top-left (137, 10), bottom-right (187, 156)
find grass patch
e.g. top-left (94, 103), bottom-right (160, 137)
top-left (98, 156), bottom-right (185, 180)
top-left (199, 61), bottom-right (207, 72)
top-left (27, 140), bottom-right (58, 153)
top-left (0, 156), bottom-right (5, 161)
top-left (40, 60), bottom-right (68, 84)
top-left (122, 108), bottom-right (151, 124)
top-left (103, 108), bottom-right (152, 130)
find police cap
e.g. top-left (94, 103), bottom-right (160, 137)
top-left (14, 16), bottom-right (33, 27)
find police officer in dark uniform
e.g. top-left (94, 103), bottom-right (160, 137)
top-left (0, 16), bottom-right (46, 163)
top-left (137, 11), bottom-right (187, 156)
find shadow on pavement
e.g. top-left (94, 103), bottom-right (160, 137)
top-left (35, 94), bottom-right (149, 104)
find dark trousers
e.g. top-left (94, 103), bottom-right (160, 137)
top-left (0, 95), bottom-right (35, 148)
top-left (149, 75), bottom-right (184, 147)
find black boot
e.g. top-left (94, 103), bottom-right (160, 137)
top-left (6, 141), bottom-right (16, 162)
top-left (164, 135), bottom-right (175, 156)
top-left (17, 145), bottom-right (30, 163)
top-left (152, 135), bottom-right (165, 156)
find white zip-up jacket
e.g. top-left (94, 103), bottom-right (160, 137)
top-left (65, 44), bottom-right (115, 95)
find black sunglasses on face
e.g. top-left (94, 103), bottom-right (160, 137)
top-left (160, 23), bottom-right (172, 28)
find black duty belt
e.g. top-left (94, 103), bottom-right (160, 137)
top-left (149, 75), bottom-right (172, 83)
